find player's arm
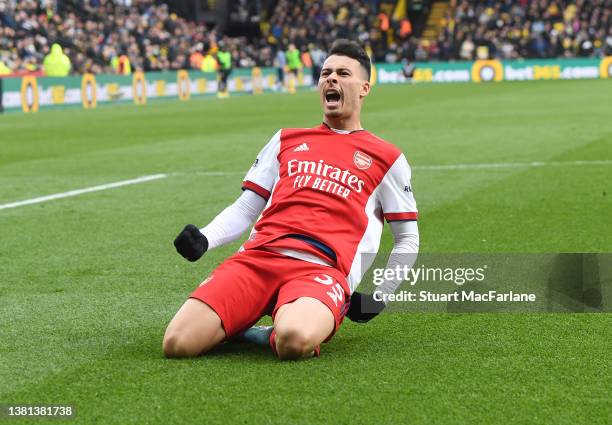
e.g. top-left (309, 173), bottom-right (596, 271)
top-left (174, 130), bottom-right (281, 262)
top-left (173, 190), bottom-right (267, 261)
top-left (347, 152), bottom-right (419, 322)
top-left (347, 221), bottom-right (419, 322)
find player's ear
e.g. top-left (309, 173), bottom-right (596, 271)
top-left (360, 80), bottom-right (371, 98)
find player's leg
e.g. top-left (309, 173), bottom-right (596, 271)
top-left (216, 71), bottom-right (223, 97)
top-left (164, 249), bottom-right (284, 358)
top-left (234, 325), bottom-right (274, 346)
top-left (288, 68), bottom-right (297, 93)
top-left (271, 271), bottom-right (350, 360)
top-left (163, 298), bottom-right (225, 358)
top-left (273, 297), bottom-right (335, 360)
top-left (222, 70), bottom-right (230, 95)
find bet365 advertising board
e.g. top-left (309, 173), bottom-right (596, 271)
top-left (1, 57), bottom-right (610, 113)
top-left (375, 57), bottom-right (612, 84)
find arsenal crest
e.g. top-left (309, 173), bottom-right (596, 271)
top-left (353, 151), bottom-right (372, 170)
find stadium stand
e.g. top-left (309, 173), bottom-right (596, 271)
top-left (432, 0), bottom-right (612, 61)
top-left (0, 0), bottom-right (610, 75)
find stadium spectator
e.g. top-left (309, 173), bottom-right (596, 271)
top-left (301, 48), bottom-right (312, 71)
top-left (111, 54), bottom-right (132, 75)
top-left (42, 43), bottom-right (71, 76)
top-left (399, 18), bottom-right (412, 39)
top-left (309, 43), bottom-right (326, 84)
top-left (274, 47), bottom-right (286, 91)
top-left (189, 44), bottom-right (204, 70)
top-left (200, 50), bottom-right (217, 73)
top-left (0, 58), bottom-right (10, 75)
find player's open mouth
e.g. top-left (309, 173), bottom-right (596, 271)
top-left (324, 89), bottom-right (342, 107)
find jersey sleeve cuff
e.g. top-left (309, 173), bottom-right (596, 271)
top-left (384, 212), bottom-right (418, 222)
top-left (242, 180), bottom-right (271, 201)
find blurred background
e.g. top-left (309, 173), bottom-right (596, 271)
top-left (0, 0), bottom-right (610, 77)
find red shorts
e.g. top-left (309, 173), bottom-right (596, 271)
top-left (189, 248), bottom-right (350, 339)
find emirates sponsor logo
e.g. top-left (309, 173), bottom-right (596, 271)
top-left (287, 159), bottom-right (366, 198)
top-left (353, 151), bottom-right (372, 170)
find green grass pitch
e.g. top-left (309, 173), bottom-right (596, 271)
top-left (1, 79), bottom-right (611, 424)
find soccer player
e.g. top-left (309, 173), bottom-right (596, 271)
top-left (285, 43), bottom-right (302, 93)
top-left (216, 41), bottom-right (232, 98)
top-left (164, 39), bottom-right (419, 360)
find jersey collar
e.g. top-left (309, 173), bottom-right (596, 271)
top-left (320, 122), bottom-right (366, 134)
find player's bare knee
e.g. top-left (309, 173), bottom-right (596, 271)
top-left (276, 335), bottom-right (309, 360)
top-left (163, 330), bottom-right (200, 358)
top-left (275, 325), bottom-right (316, 360)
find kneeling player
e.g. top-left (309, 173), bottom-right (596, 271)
top-left (163, 39), bottom-right (419, 360)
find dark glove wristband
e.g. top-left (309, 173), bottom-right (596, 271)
top-left (173, 224), bottom-right (209, 262)
top-left (346, 291), bottom-right (386, 323)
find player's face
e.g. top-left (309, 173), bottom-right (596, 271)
top-left (318, 55), bottom-right (370, 120)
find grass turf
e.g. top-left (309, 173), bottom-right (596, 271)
top-left (1, 79), bottom-right (611, 424)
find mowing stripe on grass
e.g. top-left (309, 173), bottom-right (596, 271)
top-left (172, 159), bottom-right (612, 176)
top-left (2, 160), bottom-right (610, 212)
top-left (0, 174), bottom-right (168, 211)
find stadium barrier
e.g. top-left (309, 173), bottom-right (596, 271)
top-left (0, 67), bottom-right (309, 113)
top-left (0, 57), bottom-right (610, 113)
top-left (376, 57), bottom-right (612, 84)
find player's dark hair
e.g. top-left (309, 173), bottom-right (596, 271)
top-left (327, 39), bottom-right (371, 81)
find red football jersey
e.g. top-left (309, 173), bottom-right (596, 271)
top-left (241, 123), bottom-right (418, 292)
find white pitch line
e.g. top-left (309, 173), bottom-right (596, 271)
top-left (1, 160), bottom-right (610, 211)
top-left (413, 159), bottom-right (612, 171)
top-left (0, 174), bottom-right (168, 211)
top-left (176, 171), bottom-right (244, 176)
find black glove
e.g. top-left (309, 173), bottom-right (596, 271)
top-left (173, 224), bottom-right (208, 262)
top-left (346, 291), bottom-right (386, 323)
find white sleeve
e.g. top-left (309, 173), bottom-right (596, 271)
top-left (242, 130), bottom-right (281, 200)
top-left (199, 190), bottom-right (267, 250)
top-left (374, 220), bottom-right (420, 302)
top-left (378, 153), bottom-right (418, 222)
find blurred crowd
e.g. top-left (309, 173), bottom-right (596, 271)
top-left (429, 0), bottom-right (612, 61)
top-left (0, 0), bottom-right (610, 76)
top-left (260, 0), bottom-right (413, 63)
top-left (0, 0), bottom-right (221, 75)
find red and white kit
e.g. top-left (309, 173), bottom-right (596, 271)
top-left (242, 123), bottom-right (418, 290)
top-left (191, 123), bottom-right (418, 337)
